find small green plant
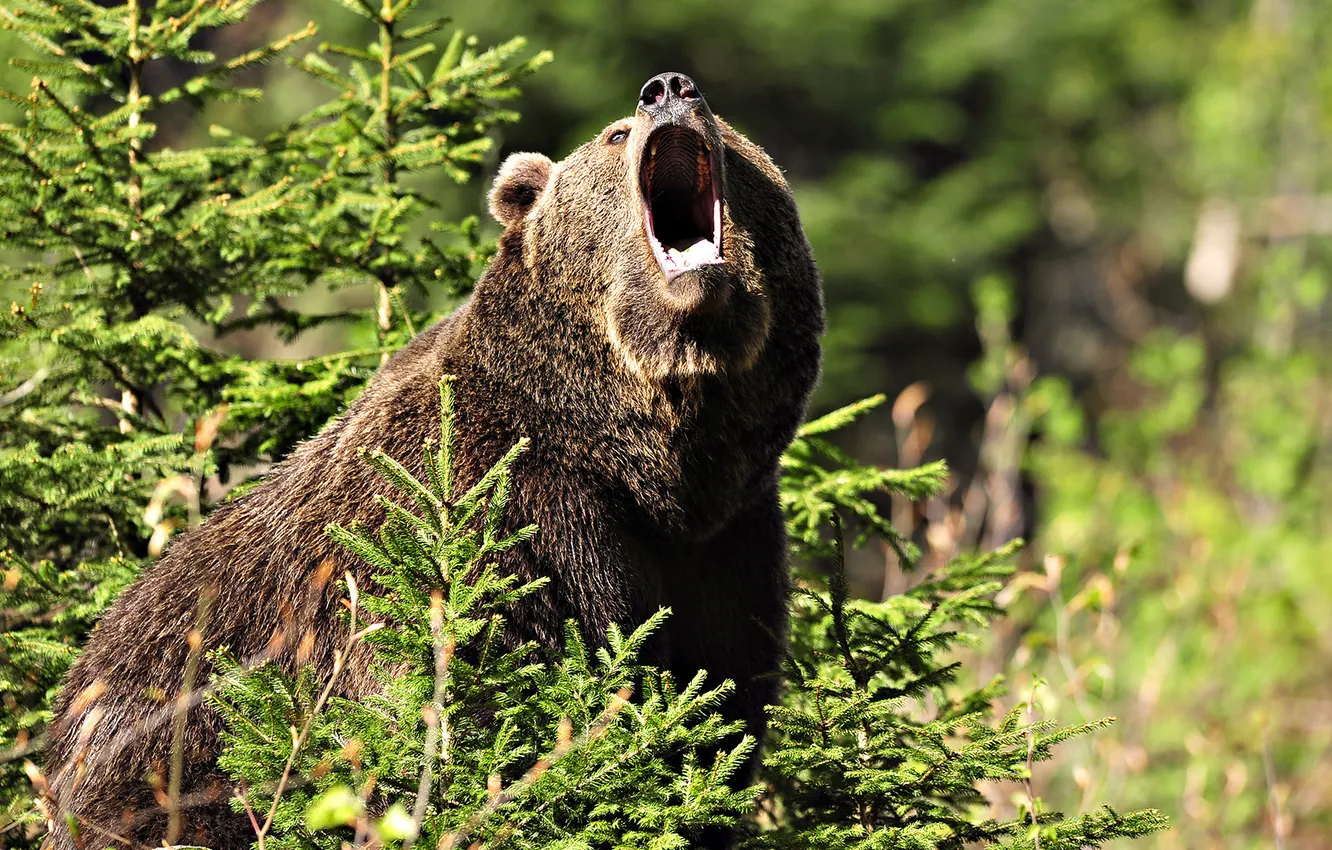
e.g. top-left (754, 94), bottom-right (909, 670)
top-left (211, 379), bottom-right (757, 850)
top-left (758, 547), bottom-right (1168, 848)
top-left (753, 398), bottom-right (1167, 849)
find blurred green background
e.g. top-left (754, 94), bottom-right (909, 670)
top-left (4, 0), bottom-right (1328, 846)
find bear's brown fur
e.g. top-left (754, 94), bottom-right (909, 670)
top-left (44, 72), bottom-right (822, 850)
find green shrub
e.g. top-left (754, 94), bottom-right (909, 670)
top-left (207, 387), bottom-right (1166, 849)
top-left (0, 0), bottom-right (543, 819)
top-left (1015, 262), bottom-right (1332, 846)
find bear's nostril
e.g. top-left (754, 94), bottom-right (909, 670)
top-left (640, 79), bottom-right (666, 107)
top-left (668, 74), bottom-right (699, 100)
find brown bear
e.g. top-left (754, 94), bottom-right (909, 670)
top-left (43, 71), bottom-right (823, 850)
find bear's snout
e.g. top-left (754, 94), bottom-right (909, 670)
top-left (638, 71), bottom-right (706, 125)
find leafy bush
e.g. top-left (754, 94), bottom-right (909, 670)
top-left (885, 263), bottom-right (1331, 848)
top-left (1011, 260), bottom-right (1332, 845)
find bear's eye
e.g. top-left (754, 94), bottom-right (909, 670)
top-left (607, 128), bottom-right (629, 145)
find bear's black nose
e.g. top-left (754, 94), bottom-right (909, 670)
top-left (639, 72), bottom-right (704, 123)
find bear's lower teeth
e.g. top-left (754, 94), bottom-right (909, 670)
top-left (667, 240), bottom-right (714, 263)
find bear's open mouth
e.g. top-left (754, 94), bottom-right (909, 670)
top-left (639, 125), bottom-right (722, 281)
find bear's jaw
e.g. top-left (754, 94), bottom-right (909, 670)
top-left (639, 125), bottom-right (723, 282)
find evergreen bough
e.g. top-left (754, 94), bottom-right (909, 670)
top-left (0, 0), bottom-right (1166, 846)
top-left (0, 0), bottom-right (543, 825)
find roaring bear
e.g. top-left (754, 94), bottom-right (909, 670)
top-left (43, 71), bottom-right (823, 849)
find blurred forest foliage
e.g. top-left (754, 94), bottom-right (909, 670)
top-left (2, 0), bottom-right (1328, 847)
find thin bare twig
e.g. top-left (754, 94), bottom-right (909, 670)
top-left (71, 811), bottom-right (151, 850)
top-left (166, 588), bottom-right (216, 844)
top-left (236, 780), bottom-right (264, 840)
top-left (1263, 727), bottom-right (1289, 850)
top-left (252, 573), bottom-right (383, 850)
top-left (0, 367), bottom-right (50, 408)
top-left (404, 590), bottom-right (453, 850)
top-left (0, 731), bottom-right (46, 763)
top-left (1044, 556), bottom-right (1097, 723)
top-left (1024, 681), bottom-right (1042, 850)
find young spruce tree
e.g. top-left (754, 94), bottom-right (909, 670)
top-left (0, 0), bottom-right (545, 830)
top-left (1, 0), bottom-right (1166, 846)
top-left (210, 378), bottom-right (756, 849)
top-left (763, 399), bottom-right (1169, 847)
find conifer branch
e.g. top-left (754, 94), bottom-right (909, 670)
top-left (437, 689), bottom-right (633, 850)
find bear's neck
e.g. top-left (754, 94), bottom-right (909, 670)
top-left (454, 257), bottom-right (786, 537)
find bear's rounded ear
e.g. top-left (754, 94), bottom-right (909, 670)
top-left (489, 152), bottom-right (553, 228)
